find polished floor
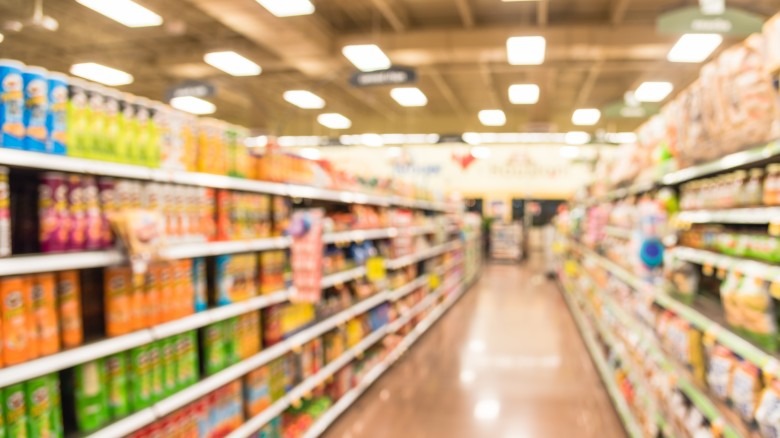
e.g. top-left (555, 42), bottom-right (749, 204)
top-left (323, 260), bottom-right (627, 438)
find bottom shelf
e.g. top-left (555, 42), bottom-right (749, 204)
top-left (558, 279), bottom-right (644, 438)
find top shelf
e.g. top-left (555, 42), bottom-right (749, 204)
top-left (0, 149), bottom-right (450, 212)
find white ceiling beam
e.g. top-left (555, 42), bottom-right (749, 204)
top-left (610, 0), bottom-right (632, 25)
top-left (575, 60), bottom-right (605, 108)
top-left (454, 0), bottom-right (475, 28)
top-left (370, 0), bottom-right (410, 32)
top-left (427, 68), bottom-right (466, 115)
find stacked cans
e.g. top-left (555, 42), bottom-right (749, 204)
top-left (0, 60), bottom-right (67, 155)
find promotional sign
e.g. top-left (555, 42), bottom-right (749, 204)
top-left (602, 101), bottom-right (661, 119)
top-left (350, 67), bottom-right (417, 87)
top-left (657, 6), bottom-right (763, 36)
top-left (165, 80), bottom-right (216, 101)
top-left (289, 209), bottom-right (324, 303)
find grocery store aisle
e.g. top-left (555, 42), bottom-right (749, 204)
top-left (323, 260), bottom-right (626, 438)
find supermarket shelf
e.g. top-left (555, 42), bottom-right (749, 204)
top-left (302, 281), bottom-right (468, 438)
top-left (0, 148), bottom-right (448, 211)
top-left (604, 226), bottom-right (632, 240)
top-left (386, 241), bottom-right (457, 271)
top-left (676, 207), bottom-right (780, 224)
top-left (160, 236), bottom-right (292, 259)
top-left (0, 250), bottom-right (125, 276)
top-left (574, 241), bottom-right (780, 378)
top-left (322, 228), bottom-right (396, 244)
top-left (228, 324), bottom-right (391, 438)
top-left (558, 282), bottom-right (644, 438)
top-left (88, 291), bottom-right (391, 438)
top-left (0, 288), bottom-right (291, 390)
top-left (668, 246), bottom-right (780, 279)
top-left (388, 274), bottom-right (430, 301)
top-left (321, 266), bottom-right (367, 288)
top-left (662, 140), bottom-right (780, 186)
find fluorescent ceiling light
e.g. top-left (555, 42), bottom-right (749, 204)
top-left (75, 0), bottom-right (163, 27)
top-left (298, 147), bottom-right (322, 160)
top-left (565, 131), bottom-right (591, 145)
top-left (256, 0), bottom-right (315, 17)
top-left (342, 44), bottom-right (391, 72)
top-left (70, 63), bottom-right (133, 86)
top-left (571, 108), bottom-right (601, 126)
top-left (667, 34), bottom-right (723, 63)
top-left (361, 133), bottom-right (384, 147)
top-left (283, 90), bottom-right (325, 109)
top-left (390, 87), bottom-right (428, 107)
top-left (634, 81), bottom-right (673, 102)
top-left (170, 96), bottom-right (216, 115)
top-left (204, 51), bottom-right (261, 76)
top-left (317, 113), bottom-right (352, 129)
top-left (478, 110), bottom-right (506, 127)
top-left (506, 36), bottom-right (546, 65)
top-left (508, 84), bottom-right (540, 104)
top-left (471, 146), bottom-right (492, 159)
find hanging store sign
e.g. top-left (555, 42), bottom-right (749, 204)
top-left (657, 7), bottom-right (764, 36)
top-left (165, 80), bottom-right (216, 101)
top-left (350, 67), bottom-right (417, 87)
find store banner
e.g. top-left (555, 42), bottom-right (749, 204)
top-left (289, 209), bottom-right (324, 303)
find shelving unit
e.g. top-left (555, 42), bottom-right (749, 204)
top-left (0, 148), bottom-right (450, 212)
top-left (668, 246), bottom-right (780, 278)
top-left (676, 207), bottom-right (780, 225)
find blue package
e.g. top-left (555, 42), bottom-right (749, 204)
top-left (46, 72), bottom-right (68, 155)
top-left (192, 257), bottom-right (208, 312)
top-left (22, 66), bottom-right (49, 152)
top-left (215, 255), bottom-right (232, 306)
top-left (0, 59), bottom-right (25, 149)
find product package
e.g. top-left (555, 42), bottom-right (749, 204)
top-left (57, 270), bottom-right (83, 349)
top-left (75, 360), bottom-right (109, 432)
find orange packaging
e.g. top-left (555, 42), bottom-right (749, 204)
top-left (104, 267), bottom-right (132, 337)
top-left (159, 263), bottom-right (175, 322)
top-left (31, 273), bottom-right (60, 356)
top-left (23, 275), bottom-right (39, 360)
top-left (129, 274), bottom-right (144, 331)
top-left (57, 270), bottom-right (83, 348)
top-left (177, 260), bottom-right (193, 319)
top-left (144, 266), bottom-right (161, 327)
top-left (1, 276), bottom-right (29, 365)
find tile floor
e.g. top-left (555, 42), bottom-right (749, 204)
top-left (322, 262), bottom-right (627, 438)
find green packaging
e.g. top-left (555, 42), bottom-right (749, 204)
top-left (25, 377), bottom-right (51, 438)
top-left (74, 360), bottom-right (109, 431)
top-left (66, 79), bottom-right (88, 158)
top-left (161, 337), bottom-right (177, 397)
top-left (130, 346), bottom-right (151, 410)
top-left (176, 333), bottom-right (198, 390)
top-left (106, 353), bottom-right (130, 418)
top-left (224, 318), bottom-right (239, 366)
top-left (47, 375), bottom-right (62, 438)
top-left (4, 383), bottom-right (27, 438)
top-left (148, 342), bottom-right (163, 403)
top-left (203, 322), bottom-right (225, 375)
top-left (0, 383), bottom-right (5, 438)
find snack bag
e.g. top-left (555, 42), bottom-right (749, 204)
top-left (738, 275), bottom-right (777, 350)
top-left (707, 346), bottom-right (736, 401)
top-left (1, 276), bottom-right (29, 365)
top-left (104, 266), bottom-right (132, 337)
top-left (105, 353), bottom-right (130, 418)
top-left (31, 274), bottom-right (59, 356)
top-left (56, 270), bottom-right (83, 348)
top-left (3, 384), bottom-right (27, 438)
top-left (25, 376), bottom-right (52, 438)
top-left (74, 360), bottom-right (109, 432)
top-left (730, 360), bottom-right (762, 423)
top-left (756, 380), bottom-right (780, 437)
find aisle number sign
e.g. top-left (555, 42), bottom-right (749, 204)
top-left (366, 256), bottom-right (387, 282)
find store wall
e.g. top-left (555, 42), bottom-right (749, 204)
top-left (299, 144), bottom-right (607, 204)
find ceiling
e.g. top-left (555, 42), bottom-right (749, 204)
top-left (1, 0), bottom-right (779, 136)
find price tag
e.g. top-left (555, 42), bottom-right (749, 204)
top-left (770, 220), bottom-right (780, 237)
top-left (702, 264), bottom-right (714, 277)
top-left (429, 273), bottom-right (441, 290)
top-left (366, 256), bottom-right (387, 282)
